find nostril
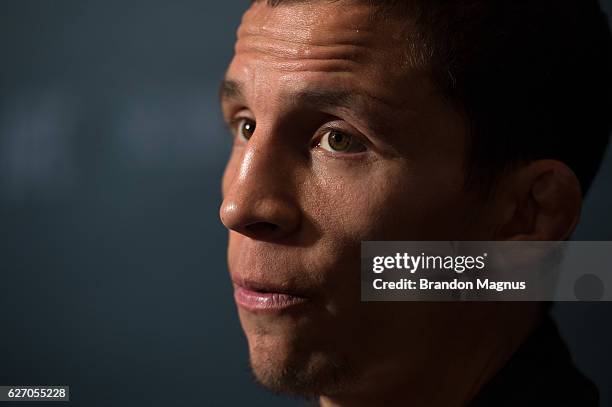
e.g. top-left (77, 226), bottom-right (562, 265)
top-left (244, 222), bottom-right (279, 236)
top-left (220, 196), bottom-right (301, 240)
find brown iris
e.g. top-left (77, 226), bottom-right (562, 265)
top-left (327, 130), bottom-right (351, 151)
top-left (239, 119), bottom-right (255, 140)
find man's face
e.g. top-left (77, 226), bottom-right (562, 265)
top-left (220, 1), bottom-right (494, 397)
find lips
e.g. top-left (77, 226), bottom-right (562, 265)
top-left (232, 278), bottom-right (310, 313)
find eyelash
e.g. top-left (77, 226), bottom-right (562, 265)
top-left (227, 116), bottom-right (370, 156)
top-left (313, 127), bottom-right (368, 154)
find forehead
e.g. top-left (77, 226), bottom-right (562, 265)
top-left (227, 1), bottom-right (424, 105)
top-left (238, 1), bottom-right (379, 53)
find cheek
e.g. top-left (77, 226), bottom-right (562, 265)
top-left (305, 159), bottom-right (472, 243)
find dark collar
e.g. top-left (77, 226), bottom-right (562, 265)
top-left (470, 316), bottom-right (599, 406)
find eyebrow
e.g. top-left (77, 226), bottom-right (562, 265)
top-left (294, 89), bottom-right (356, 110)
top-left (219, 79), bottom-right (244, 103)
top-left (219, 78), bottom-right (367, 111)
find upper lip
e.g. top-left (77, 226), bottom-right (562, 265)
top-left (231, 275), bottom-right (311, 298)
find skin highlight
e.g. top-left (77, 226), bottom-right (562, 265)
top-left (219, 1), bottom-right (582, 406)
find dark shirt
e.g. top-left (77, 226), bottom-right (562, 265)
top-left (470, 316), bottom-right (599, 406)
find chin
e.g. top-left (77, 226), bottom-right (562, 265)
top-left (242, 319), bottom-right (353, 398)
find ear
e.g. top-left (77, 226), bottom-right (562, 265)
top-left (494, 160), bottom-right (582, 241)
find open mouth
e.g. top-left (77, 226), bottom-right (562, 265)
top-left (232, 279), bottom-right (310, 313)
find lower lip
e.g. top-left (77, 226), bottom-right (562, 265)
top-left (233, 286), bottom-right (309, 313)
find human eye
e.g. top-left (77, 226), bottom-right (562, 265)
top-left (316, 129), bottom-right (367, 155)
top-left (230, 116), bottom-right (256, 142)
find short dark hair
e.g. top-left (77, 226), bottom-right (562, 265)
top-left (254, 0), bottom-right (612, 196)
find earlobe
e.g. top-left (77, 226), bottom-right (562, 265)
top-left (497, 160), bottom-right (582, 241)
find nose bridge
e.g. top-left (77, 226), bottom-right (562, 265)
top-left (234, 133), bottom-right (288, 200)
top-left (220, 128), bottom-right (301, 239)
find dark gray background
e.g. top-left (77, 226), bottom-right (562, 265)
top-left (0, 1), bottom-right (610, 406)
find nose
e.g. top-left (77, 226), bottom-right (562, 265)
top-left (219, 144), bottom-right (301, 241)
